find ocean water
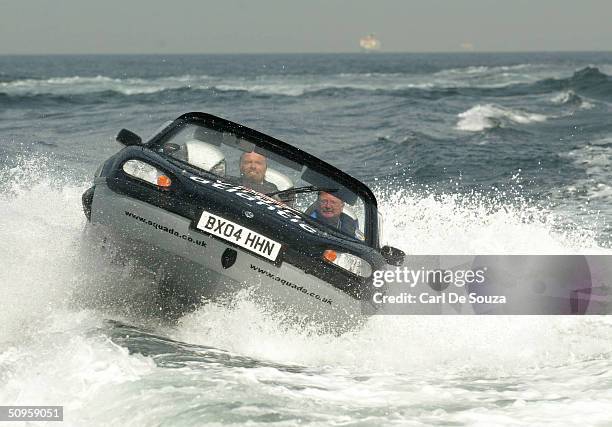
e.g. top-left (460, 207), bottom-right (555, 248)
top-left (1, 52), bottom-right (612, 426)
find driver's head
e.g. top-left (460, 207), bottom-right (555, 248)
top-left (317, 191), bottom-right (344, 221)
top-left (240, 151), bottom-right (267, 184)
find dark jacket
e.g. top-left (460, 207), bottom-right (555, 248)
top-left (309, 209), bottom-right (359, 238)
top-left (226, 176), bottom-right (279, 195)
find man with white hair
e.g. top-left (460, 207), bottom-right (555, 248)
top-left (309, 191), bottom-right (363, 239)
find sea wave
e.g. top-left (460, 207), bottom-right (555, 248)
top-left (0, 73), bottom-right (434, 98)
top-left (0, 74), bottom-right (212, 96)
top-left (433, 63), bottom-right (549, 82)
top-left (1, 67), bottom-right (611, 102)
top-left (456, 104), bottom-right (548, 132)
top-left (536, 66), bottom-right (612, 99)
top-left (436, 63), bottom-right (544, 75)
top-left (2, 154), bottom-right (612, 425)
top-left (550, 90), bottom-right (594, 109)
top-left (562, 142), bottom-right (612, 202)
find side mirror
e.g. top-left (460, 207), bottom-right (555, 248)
top-left (116, 129), bottom-right (142, 146)
top-left (381, 245), bottom-right (405, 266)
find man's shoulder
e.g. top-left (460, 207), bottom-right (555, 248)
top-left (262, 180), bottom-right (279, 193)
top-left (237, 178), bottom-right (277, 195)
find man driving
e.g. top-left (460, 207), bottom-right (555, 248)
top-left (238, 151), bottom-right (278, 194)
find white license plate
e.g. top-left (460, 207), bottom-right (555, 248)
top-left (196, 210), bottom-right (281, 261)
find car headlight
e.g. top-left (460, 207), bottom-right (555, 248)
top-left (122, 160), bottom-right (172, 188)
top-left (322, 250), bottom-right (372, 277)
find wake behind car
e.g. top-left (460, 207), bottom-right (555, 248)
top-left (82, 112), bottom-right (404, 328)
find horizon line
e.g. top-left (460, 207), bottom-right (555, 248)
top-left (1, 49), bottom-right (612, 56)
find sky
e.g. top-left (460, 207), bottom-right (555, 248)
top-left (0, 0), bottom-right (611, 54)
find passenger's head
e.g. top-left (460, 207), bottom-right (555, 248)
top-left (317, 191), bottom-right (344, 221)
top-left (240, 151), bottom-right (267, 184)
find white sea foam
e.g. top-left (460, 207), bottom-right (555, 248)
top-left (0, 73), bottom-right (436, 97)
top-left (175, 187), bottom-right (611, 358)
top-left (598, 64), bottom-right (612, 76)
top-left (176, 300), bottom-right (612, 375)
top-left (0, 159), bottom-right (87, 344)
top-left (0, 74), bottom-right (214, 96)
top-left (433, 64), bottom-right (546, 80)
top-left (0, 157), bottom-right (161, 423)
top-left (436, 64), bottom-right (540, 76)
top-left (551, 90), bottom-right (594, 109)
top-left (0, 67), bottom-right (567, 97)
top-left (457, 103), bottom-right (548, 132)
top-left (1, 157), bottom-right (612, 426)
top-left (432, 63), bottom-right (568, 89)
top-left (562, 142), bottom-right (612, 204)
top-left (0, 310), bottom-right (155, 407)
top-left (0, 63), bottom-right (582, 98)
top-left (1, 62), bottom-right (597, 98)
top-left (551, 90), bottom-right (575, 104)
top-left (377, 187), bottom-right (607, 254)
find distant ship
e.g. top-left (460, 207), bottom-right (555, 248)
top-left (359, 34), bottom-right (381, 52)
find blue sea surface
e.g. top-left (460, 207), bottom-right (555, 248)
top-left (2, 52), bottom-right (612, 241)
top-left (1, 53), bottom-right (612, 426)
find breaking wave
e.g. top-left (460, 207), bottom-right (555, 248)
top-left (456, 104), bottom-right (549, 132)
top-left (2, 152), bottom-right (612, 425)
top-left (0, 74), bottom-right (212, 96)
top-left (562, 140), bottom-right (612, 203)
top-left (1, 67), bottom-right (611, 103)
top-left (550, 90), bottom-right (594, 109)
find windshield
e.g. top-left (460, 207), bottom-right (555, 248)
top-left (148, 113), bottom-right (378, 245)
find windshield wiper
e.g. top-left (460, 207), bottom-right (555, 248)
top-left (266, 185), bottom-right (339, 198)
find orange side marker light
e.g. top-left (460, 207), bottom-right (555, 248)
top-left (323, 250), bottom-right (337, 262)
top-left (157, 175), bottom-right (172, 188)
